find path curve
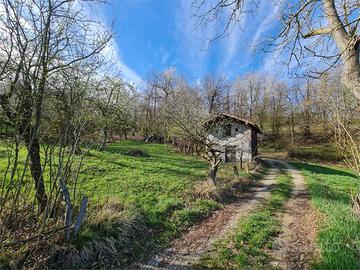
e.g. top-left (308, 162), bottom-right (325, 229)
top-left (133, 160), bottom-right (281, 270)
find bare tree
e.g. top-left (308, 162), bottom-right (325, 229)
top-left (202, 75), bottom-right (228, 114)
top-left (321, 71), bottom-right (360, 215)
top-left (93, 76), bottom-right (136, 150)
top-left (194, 0), bottom-right (360, 99)
top-left (156, 73), bottom-right (234, 186)
top-left (0, 0), bottom-right (111, 210)
top-left (165, 84), bottom-right (224, 186)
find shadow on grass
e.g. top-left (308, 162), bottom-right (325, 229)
top-left (290, 162), bottom-right (357, 179)
top-left (309, 177), bottom-right (353, 205)
top-left (290, 162), bottom-right (358, 206)
top-left (290, 161), bottom-right (360, 270)
top-left (100, 143), bottom-right (208, 171)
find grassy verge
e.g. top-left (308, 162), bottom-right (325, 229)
top-left (196, 170), bottom-right (292, 270)
top-left (290, 162), bottom-right (360, 269)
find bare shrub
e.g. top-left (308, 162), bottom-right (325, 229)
top-left (321, 72), bottom-right (360, 217)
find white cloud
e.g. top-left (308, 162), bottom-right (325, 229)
top-left (220, 21), bottom-right (245, 69)
top-left (101, 39), bottom-right (144, 87)
top-left (82, 1), bottom-right (144, 87)
top-left (161, 52), bottom-right (170, 65)
top-left (216, 1), bottom-right (283, 75)
top-left (249, 1), bottom-right (284, 52)
top-left (218, 2), bottom-right (250, 69)
top-left (120, 62), bottom-right (144, 87)
top-left (174, 0), bottom-right (216, 78)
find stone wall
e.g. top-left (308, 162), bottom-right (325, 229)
top-left (207, 121), bottom-right (253, 163)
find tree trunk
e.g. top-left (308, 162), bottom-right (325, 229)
top-left (303, 110), bottom-right (311, 137)
top-left (291, 113), bottom-right (295, 147)
top-left (99, 128), bottom-right (108, 151)
top-left (67, 125), bottom-right (82, 154)
top-left (303, 83), bottom-right (311, 138)
top-left (60, 177), bottom-right (73, 241)
top-left (27, 137), bottom-right (48, 211)
top-left (208, 163), bottom-right (218, 186)
top-left (322, 108), bottom-right (327, 133)
top-left (322, 0), bottom-right (360, 99)
top-left (240, 151), bottom-right (243, 170)
top-left (73, 196), bottom-right (88, 239)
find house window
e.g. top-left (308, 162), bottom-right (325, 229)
top-left (235, 128), bottom-right (239, 133)
top-left (223, 124), bottom-right (231, 137)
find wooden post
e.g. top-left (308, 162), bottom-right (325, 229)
top-left (240, 151), bottom-right (243, 170)
top-left (73, 196), bottom-right (88, 239)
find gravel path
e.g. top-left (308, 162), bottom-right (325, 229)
top-left (132, 160), bottom-right (280, 270)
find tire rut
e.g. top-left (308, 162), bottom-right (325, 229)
top-left (270, 161), bottom-right (319, 270)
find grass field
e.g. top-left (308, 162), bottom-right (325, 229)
top-left (78, 141), bottom-right (224, 244)
top-left (4, 139), bottom-right (360, 269)
top-left (80, 141), bottom-right (208, 215)
top-left (0, 140), bottom-right (252, 266)
top-left (291, 162), bottom-right (360, 269)
top-left (197, 170), bottom-right (293, 269)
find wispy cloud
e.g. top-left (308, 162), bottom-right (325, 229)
top-left (161, 52), bottom-right (170, 65)
top-left (249, 1), bottom-right (284, 52)
top-left (220, 22), bottom-right (245, 69)
top-left (174, 0), bottom-right (215, 78)
top-left (84, 2), bottom-right (144, 87)
top-left (218, 3), bottom-right (250, 70)
top-left (102, 39), bottom-right (144, 86)
top-left (216, 1), bottom-right (282, 76)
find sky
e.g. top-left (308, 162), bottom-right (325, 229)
top-left (89, 0), bottom-right (286, 87)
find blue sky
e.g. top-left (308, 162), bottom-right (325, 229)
top-left (91, 0), bottom-right (285, 86)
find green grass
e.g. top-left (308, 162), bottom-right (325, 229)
top-left (78, 142), bottom-right (229, 240)
top-left (0, 140), bottom-right (265, 267)
top-left (290, 162), bottom-right (360, 270)
top-left (0, 140), bottom-right (235, 265)
top-left (80, 142), bottom-right (207, 212)
top-left (287, 143), bottom-right (343, 163)
top-left (0, 141), bottom-right (212, 224)
top-left (197, 171), bottom-right (293, 270)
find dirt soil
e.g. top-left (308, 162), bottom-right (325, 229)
top-left (269, 161), bottom-right (319, 270)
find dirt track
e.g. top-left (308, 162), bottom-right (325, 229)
top-left (132, 160), bottom-right (318, 270)
top-left (270, 161), bottom-right (319, 270)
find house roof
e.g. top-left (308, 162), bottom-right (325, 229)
top-left (206, 113), bottom-right (262, 134)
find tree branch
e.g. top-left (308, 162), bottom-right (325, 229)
top-left (303, 27), bottom-right (330, 38)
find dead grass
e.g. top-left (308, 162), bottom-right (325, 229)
top-left (193, 175), bottom-right (253, 203)
top-left (0, 199), bottom-right (150, 269)
top-left (51, 198), bottom-right (150, 269)
top-left (0, 206), bottom-right (66, 270)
